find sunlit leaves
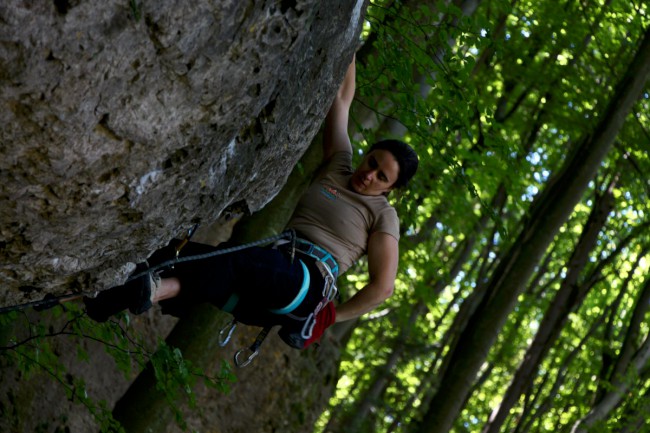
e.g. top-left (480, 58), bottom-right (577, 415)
top-left (320, 0), bottom-right (650, 432)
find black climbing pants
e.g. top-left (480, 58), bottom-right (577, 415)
top-left (152, 240), bottom-right (327, 330)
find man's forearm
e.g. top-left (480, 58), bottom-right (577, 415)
top-left (334, 281), bottom-right (394, 323)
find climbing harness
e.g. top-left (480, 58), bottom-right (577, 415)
top-left (292, 238), bottom-right (340, 277)
top-left (217, 235), bottom-right (340, 366)
top-left (298, 260), bottom-right (338, 340)
top-left (285, 238), bottom-right (339, 340)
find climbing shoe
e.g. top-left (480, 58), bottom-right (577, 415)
top-left (84, 262), bottom-right (161, 322)
top-left (128, 262), bottom-right (162, 315)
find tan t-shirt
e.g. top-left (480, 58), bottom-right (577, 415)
top-left (287, 151), bottom-right (399, 274)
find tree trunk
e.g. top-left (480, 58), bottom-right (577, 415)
top-left (612, 384), bottom-right (650, 433)
top-left (111, 2), bottom-right (370, 432)
top-left (481, 182), bottom-right (615, 433)
top-left (353, 0), bottom-right (480, 141)
top-left (594, 245), bottom-right (650, 402)
top-left (413, 25), bottom-right (650, 433)
top-left (376, 0), bottom-right (483, 138)
top-left (514, 308), bottom-right (608, 433)
top-left (570, 276), bottom-right (650, 433)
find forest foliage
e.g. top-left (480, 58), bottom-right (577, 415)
top-left (320, 0), bottom-right (650, 433)
top-left (1, 0), bottom-right (649, 432)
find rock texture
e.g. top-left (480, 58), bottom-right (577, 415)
top-left (0, 0), bottom-right (367, 307)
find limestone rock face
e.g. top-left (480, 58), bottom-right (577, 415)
top-left (0, 0), bottom-right (367, 306)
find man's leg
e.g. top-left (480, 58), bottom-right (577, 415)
top-left (153, 277), bottom-right (181, 302)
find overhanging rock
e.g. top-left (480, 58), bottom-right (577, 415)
top-left (0, 0), bottom-right (367, 306)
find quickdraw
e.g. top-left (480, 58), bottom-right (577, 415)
top-left (233, 326), bottom-right (272, 368)
top-left (218, 319), bottom-right (261, 368)
top-left (218, 321), bottom-right (276, 368)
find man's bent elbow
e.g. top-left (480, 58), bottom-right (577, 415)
top-left (377, 284), bottom-right (395, 303)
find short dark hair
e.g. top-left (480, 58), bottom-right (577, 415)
top-left (369, 139), bottom-right (419, 188)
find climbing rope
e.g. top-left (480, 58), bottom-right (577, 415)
top-left (0, 230), bottom-right (296, 315)
top-left (125, 230), bottom-right (294, 283)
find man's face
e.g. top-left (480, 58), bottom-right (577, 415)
top-left (350, 149), bottom-right (399, 196)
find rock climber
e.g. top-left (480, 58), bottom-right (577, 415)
top-left (84, 54), bottom-right (419, 350)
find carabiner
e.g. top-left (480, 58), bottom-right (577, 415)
top-left (232, 326), bottom-right (272, 368)
top-left (324, 276), bottom-right (338, 301)
top-left (301, 312), bottom-right (316, 339)
top-left (315, 261), bottom-right (338, 301)
top-left (234, 347), bottom-right (259, 368)
top-left (171, 224), bottom-right (200, 269)
top-left (219, 320), bottom-right (237, 347)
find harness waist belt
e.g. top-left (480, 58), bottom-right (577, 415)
top-left (293, 238), bottom-right (339, 278)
